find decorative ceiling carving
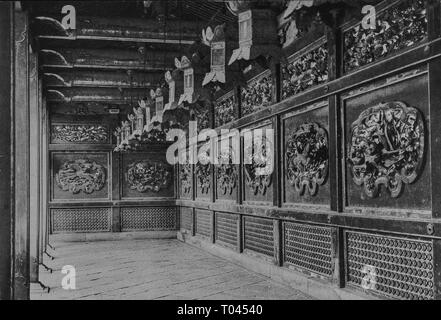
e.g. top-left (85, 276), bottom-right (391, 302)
top-left (348, 101), bottom-right (425, 198)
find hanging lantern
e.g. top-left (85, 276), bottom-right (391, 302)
top-left (202, 25), bottom-right (226, 86)
top-left (228, 8), bottom-right (282, 66)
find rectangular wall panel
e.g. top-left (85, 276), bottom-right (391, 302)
top-left (120, 207), bottom-right (177, 231)
top-left (215, 212), bottom-right (238, 248)
top-left (195, 209), bottom-right (212, 238)
top-left (283, 222), bottom-right (334, 277)
top-left (51, 208), bottom-right (111, 233)
top-left (346, 231), bottom-right (434, 300)
top-left (180, 207), bottom-right (193, 231)
top-left (243, 216), bottom-right (274, 258)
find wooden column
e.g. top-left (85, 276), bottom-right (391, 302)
top-left (0, 1), bottom-right (13, 300)
top-left (29, 49), bottom-right (40, 283)
top-left (13, 7), bottom-right (30, 300)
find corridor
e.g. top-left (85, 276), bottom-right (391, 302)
top-left (31, 239), bottom-right (311, 300)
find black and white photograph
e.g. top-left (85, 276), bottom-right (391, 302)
top-left (0, 0), bottom-right (438, 306)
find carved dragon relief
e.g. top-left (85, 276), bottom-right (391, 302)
top-left (286, 123), bottom-right (329, 196)
top-left (126, 161), bottom-right (172, 193)
top-left (217, 147), bottom-right (238, 196)
top-left (244, 135), bottom-right (273, 196)
top-left (55, 159), bottom-right (107, 194)
top-left (348, 101), bottom-right (425, 198)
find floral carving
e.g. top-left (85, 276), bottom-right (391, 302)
top-left (55, 159), bottom-right (106, 194)
top-left (286, 123), bottom-right (328, 196)
top-left (281, 44), bottom-right (328, 100)
top-left (344, 0), bottom-right (427, 73)
top-left (196, 163), bottom-right (211, 194)
top-left (348, 101), bottom-right (425, 198)
top-left (244, 136), bottom-right (273, 195)
top-left (241, 71), bottom-right (273, 117)
top-left (217, 148), bottom-right (238, 196)
top-left (51, 125), bottom-right (109, 143)
top-left (126, 161), bottom-right (172, 193)
top-left (215, 92), bottom-right (236, 127)
top-left (180, 163), bottom-right (192, 195)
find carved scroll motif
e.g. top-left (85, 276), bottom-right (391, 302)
top-left (51, 124), bottom-right (109, 143)
top-left (55, 159), bottom-right (106, 194)
top-left (286, 123), bottom-right (329, 196)
top-left (348, 101), bottom-right (425, 198)
top-left (126, 161), bottom-right (172, 193)
top-left (217, 148), bottom-right (238, 196)
top-left (244, 136), bottom-right (273, 195)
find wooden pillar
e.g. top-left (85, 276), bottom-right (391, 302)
top-left (13, 6), bottom-right (30, 300)
top-left (29, 49), bottom-right (40, 283)
top-left (39, 95), bottom-right (49, 257)
top-left (0, 1), bottom-right (13, 300)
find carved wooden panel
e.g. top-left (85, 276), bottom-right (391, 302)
top-left (51, 124), bottom-right (110, 144)
top-left (343, 69), bottom-right (430, 212)
top-left (51, 152), bottom-right (110, 201)
top-left (241, 70), bottom-right (273, 117)
top-left (281, 41), bottom-right (328, 100)
top-left (120, 207), bottom-right (177, 231)
top-left (282, 102), bottom-right (330, 206)
top-left (346, 231), bottom-right (434, 300)
top-left (243, 216), bottom-right (274, 259)
top-left (216, 135), bottom-right (238, 202)
top-left (215, 91), bottom-right (237, 127)
top-left (179, 163), bottom-right (193, 200)
top-left (242, 122), bottom-right (274, 204)
top-left (51, 208), bottom-right (111, 233)
top-left (121, 152), bottom-right (174, 199)
top-left (343, 0), bottom-right (427, 73)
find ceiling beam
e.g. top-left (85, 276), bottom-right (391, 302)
top-left (39, 47), bottom-right (179, 71)
top-left (45, 87), bottom-right (157, 103)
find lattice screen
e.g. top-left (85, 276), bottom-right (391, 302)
top-left (283, 222), bottom-right (334, 277)
top-left (215, 212), bottom-right (238, 248)
top-left (346, 231), bottom-right (434, 300)
top-left (51, 208), bottom-right (111, 233)
top-left (195, 209), bottom-right (212, 238)
top-left (243, 216), bottom-right (274, 258)
top-left (121, 207), bottom-right (177, 231)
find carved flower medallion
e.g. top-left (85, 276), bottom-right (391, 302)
top-left (244, 135), bottom-right (273, 195)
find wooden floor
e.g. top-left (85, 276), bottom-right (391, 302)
top-left (31, 239), bottom-right (312, 300)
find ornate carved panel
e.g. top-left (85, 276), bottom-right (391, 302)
top-left (55, 159), bottom-right (106, 194)
top-left (281, 43), bottom-right (328, 100)
top-left (344, 0), bottom-right (427, 73)
top-left (215, 91), bottom-right (237, 127)
top-left (244, 135), bottom-right (273, 196)
top-left (179, 163), bottom-right (192, 199)
top-left (286, 123), bottom-right (328, 196)
top-left (217, 147), bottom-right (238, 197)
top-left (196, 162), bottom-right (211, 196)
top-left (241, 70), bottom-right (273, 117)
top-left (121, 152), bottom-right (174, 199)
top-left (348, 101), bottom-right (425, 199)
top-left (51, 124), bottom-right (109, 144)
top-left (126, 161), bottom-right (172, 193)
